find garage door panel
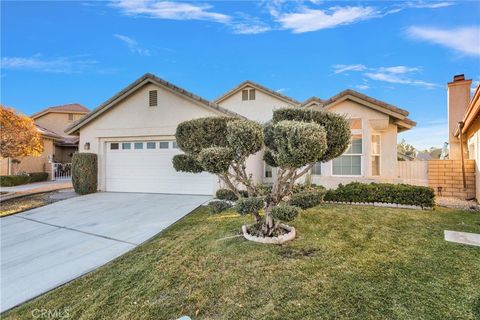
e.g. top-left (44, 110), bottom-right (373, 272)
top-left (105, 141), bottom-right (214, 195)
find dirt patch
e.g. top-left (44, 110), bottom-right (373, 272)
top-left (278, 247), bottom-right (318, 259)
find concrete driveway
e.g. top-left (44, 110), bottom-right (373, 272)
top-left (1, 192), bottom-right (210, 312)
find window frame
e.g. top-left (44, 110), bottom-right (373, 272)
top-left (159, 141), bottom-right (169, 149)
top-left (264, 162), bottom-right (273, 178)
top-left (68, 113), bottom-right (74, 121)
top-left (311, 162), bottom-right (322, 176)
top-left (371, 134), bottom-right (381, 176)
top-left (122, 142), bottom-right (131, 150)
top-left (331, 133), bottom-right (363, 177)
top-left (134, 142), bottom-right (144, 150)
top-left (146, 142), bottom-right (156, 149)
top-left (110, 142), bottom-right (119, 150)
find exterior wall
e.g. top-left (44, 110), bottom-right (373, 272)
top-left (1, 158), bottom-right (9, 175)
top-left (6, 138), bottom-right (54, 175)
top-left (308, 100), bottom-right (398, 189)
top-left (54, 146), bottom-right (77, 163)
top-left (78, 83), bottom-right (224, 191)
top-left (217, 87), bottom-right (296, 123)
top-left (35, 112), bottom-right (84, 137)
top-left (466, 119), bottom-right (480, 200)
top-left (447, 79), bottom-right (472, 159)
top-left (428, 160), bottom-right (475, 199)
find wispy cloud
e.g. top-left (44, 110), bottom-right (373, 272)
top-left (356, 84), bottom-right (370, 90)
top-left (407, 26), bottom-right (480, 56)
top-left (114, 34), bottom-right (150, 56)
top-left (1, 55), bottom-right (97, 73)
top-left (277, 6), bottom-right (379, 33)
top-left (332, 64), bottom-right (367, 74)
top-left (332, 64), bottom-right (438, 88)
top-left (112, 0), bottom-right (230, 23)
top-left (405, 1), bottom-right (454, 9)
top-left (231, 13), bottom-right (271, 34)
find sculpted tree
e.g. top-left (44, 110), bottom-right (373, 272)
top-left (173, 109), bottom-right (350, 238)
top-left (0, 106), bottom-right (43, 158)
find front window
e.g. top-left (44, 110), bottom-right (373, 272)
top-left (311, 162), bottom-right (321, 175)
top-left (332, 134), bottom-right (362, 175)
top-left (242, 88), bottom-right (256, 101)
top-left (68, 113), bottom-right (74, 121)
top-left (371, 135), bottom-right (380, 176)
top-left (265, 163), bottom-right (273, 178)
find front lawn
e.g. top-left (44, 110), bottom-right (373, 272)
top-left (0, 190), bottom-right (77, 217)
top-left (4, 205), bottom-right (480, 319)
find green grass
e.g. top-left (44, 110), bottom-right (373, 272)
top-left (4, 205), bottom-right (480, 320)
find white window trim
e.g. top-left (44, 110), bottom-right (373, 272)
top-left (331, 132), bottom-right (363, 177)
top-left (264, 162), bottom-right (273, 178)
top-left (371, 134), bottom-right (381, 176)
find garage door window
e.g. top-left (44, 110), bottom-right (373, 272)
top-left (159, 141), bottom-right (169, 149)
top-left (172, 141), bottom-right (179, 148)
top-left (146, 142), bottom-right (156, 149)
top-left (134, 142), bottom-right (143, 149)
top-left (122, 143), bottom-right (131, 150)
top-left (110, 143), bottom-right (119, 150)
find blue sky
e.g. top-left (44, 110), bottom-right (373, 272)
top-left (2, 0), bottom-right (479, 150)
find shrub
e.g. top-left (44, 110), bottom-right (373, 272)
top-left (239, 190), bottom-right (249, 198)
top-left (216, 188), bottom-right (238, 201)
top-left (29, 172), bottom-right (48, 183)
top-left (289, 189), bottom-right (326, 209)
top-left (292, 183), bottom-right (326, 193)
top-left (235, 197), bottom-right (264, 216)
top-left (0, 174), bottom-right (30, 187)
top-left (271, 205), bottom-right (300, 222)
top-left (72, 153), bottom-right (98, 195)
top-left (207, 200), bottom-right (232, 214)
top-left (324, 182), bottom-right (435, 208)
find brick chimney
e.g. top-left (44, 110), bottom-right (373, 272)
top-left (447, 74), bottom-right (472, 159)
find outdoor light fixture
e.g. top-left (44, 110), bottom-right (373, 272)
top-left (84, 142), bottom-right (90, 150)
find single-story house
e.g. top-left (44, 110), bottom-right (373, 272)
top-left (66, 73), bottom-right (416, 195)
top-left (1, 104), bottom-right (89, 176)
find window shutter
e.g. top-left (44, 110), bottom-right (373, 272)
top-left (242, 89), bottom-right (249, 101)
top-left (149, 90), bottom-right (158, 106)
top-left (249, 89), bottom-right (256, 100)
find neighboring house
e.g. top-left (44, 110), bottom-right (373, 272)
top-left (449, 74), bottom-right (480, 199)
top-left (1, 104), bottom-right (89, 176)
top-left (66, 73), bottom-right (416, 195)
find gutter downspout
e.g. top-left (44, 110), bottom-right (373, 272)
top-left (458, 121), bottom-right (467, 190)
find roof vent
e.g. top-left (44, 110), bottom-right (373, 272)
top-left (453, 74), bottom-right (465, 82)
top-left (149, 90), bottom-right (158, 107)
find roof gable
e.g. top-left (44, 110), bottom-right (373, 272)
top-left (66, 73), bottom-right (242, 134)
top-left (215, 80), bottom-right (300, 106)
top-left (32, 103), bottom-right (89, 119)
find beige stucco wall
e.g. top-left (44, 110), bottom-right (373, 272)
top-left (4, 138), bottom-right (54, 175)
top-left (305, 99), bottom-right (398, 189)
top-left (78, 83), bottom-right (226, 191)
top-left (466, 119), bottom-right (480, 200)
top-left (35, 112), bottom-right (84, 137)
top-left (217, 87), bottom-right (296, 123)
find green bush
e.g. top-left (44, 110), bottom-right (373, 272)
top-left (271, 205), bottom-right (300, 222)
top-left (0, 174), bottom-right (30, 187)
top-left (216, 188), bottom-right (238, 201)
top-left (207, 200), bottom-right (232, 214)
top-left (324, 182), bottom-right (435, 208)
top-left (29, 172), bottom-right (49, 183)
top-left (72, 153), bottom-right (98, 195)
top-left (289, 189), bottom-right (326, 209)
top-left (292, 183), bottom-right (326, 193)
top-left (235, 197), bottom-right (264, 216)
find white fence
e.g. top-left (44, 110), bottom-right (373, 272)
top-left (397, 161), bottom-right (428, 186)
top-left (51, 163), bottom-right (72, 180)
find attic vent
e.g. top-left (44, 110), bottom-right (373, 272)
top-left (149, 90), bottom-right (158, 107)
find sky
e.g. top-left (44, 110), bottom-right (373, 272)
top-left (1, 0), bottom-right (480, 150)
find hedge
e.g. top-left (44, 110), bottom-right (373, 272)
top-left (216, 188), bottom-right (238, 201)
top-left (324, 182), bottom-right (435, 208)
top-left (289, 189), bottom-right (326, 209)
top-left (72, 153), bottom-right (98, 195)
top-left (207, 200), bottom-right (232, 214)
top-left (0, 172), bottom-right (49, 187)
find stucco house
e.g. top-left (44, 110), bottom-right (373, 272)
top-left (449, 74), bottom-right (480, 199)
top-left (66, 73), bottom-right (416, 195)
top-left (1, 104), bottom-right (89, 176)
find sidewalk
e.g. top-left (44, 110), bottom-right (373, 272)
top-left (0, 180), bottom-right (73, 201)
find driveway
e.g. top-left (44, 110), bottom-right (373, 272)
top-left (0, 192), bottom-right (210, 312)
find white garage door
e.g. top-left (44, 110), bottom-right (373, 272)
top-left (105, 140), bottom-right (214, 195)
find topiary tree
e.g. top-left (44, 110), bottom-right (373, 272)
top-left (173, 109), bottom-right (350, 238)
top-left (72, 153), bottom-right (98, 195)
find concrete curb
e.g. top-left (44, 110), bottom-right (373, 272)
top-left (324, 201), bottom-right (432, 210)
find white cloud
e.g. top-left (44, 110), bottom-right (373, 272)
top-left (377, 66), bottom-right (421, 74)
top-left (356, 84), bottom-right (370, 90)
top-left (332, 64), bottom-right (367, 74)
top-left (112, 0), bottom-right (230, 23)
top-left (365, 72), bottom-right (438, 88)
top-left (1, 55), bottom-right (97, 73)
top-left (277, 6), bottom-right (379, 33)
top-left (114, 34), bottom-right (150, 56)
top-left (405, 1), bottom-right (454, 9)
top-left (407, 26), bottom-right (480, 56)
top-left (276, 88), bottom-right (287, 93)
top-left (230, 13), bottom-right (271, 34)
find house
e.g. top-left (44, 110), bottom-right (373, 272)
top-left (66, 73), bottom-right (416, 195)
top-left (1, 104), bottom-right (89, 176)
top-left (449, 74), bottom-right (480, 199)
